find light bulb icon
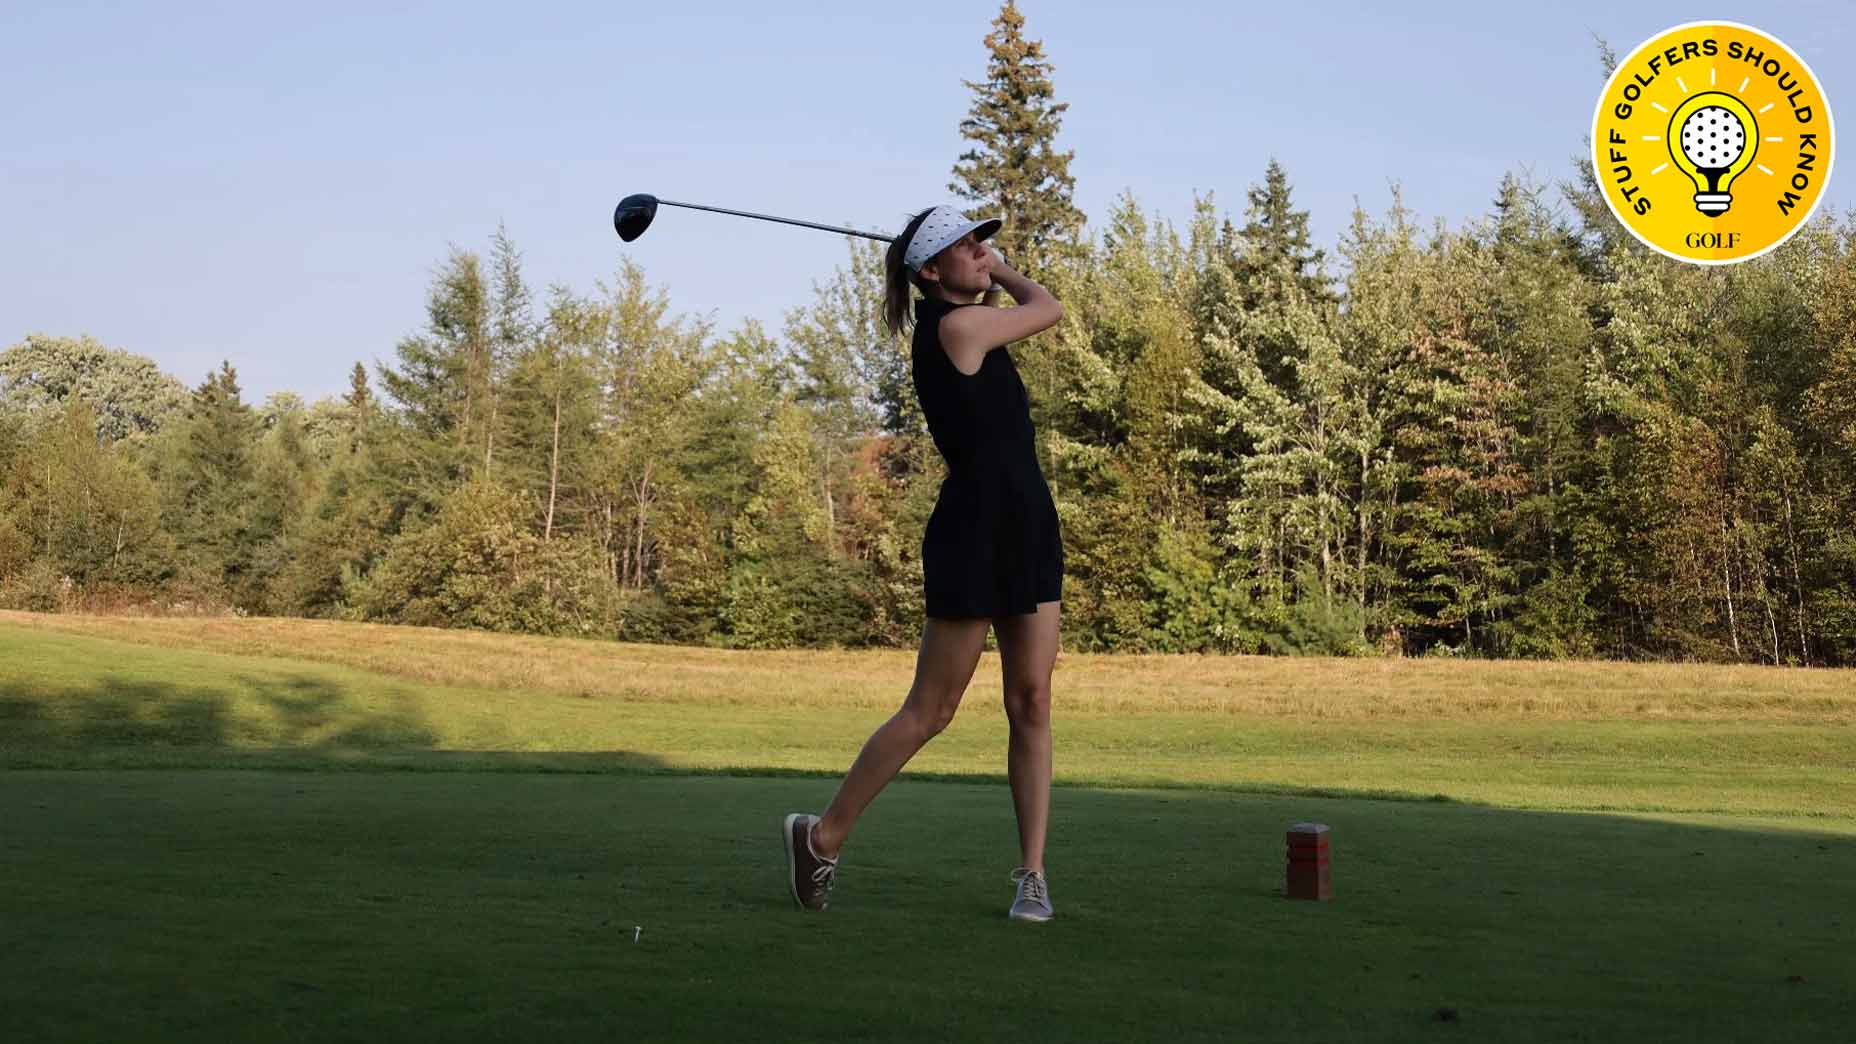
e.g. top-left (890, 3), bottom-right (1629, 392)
top-left (1668, 91), bottom-right (1759, 217)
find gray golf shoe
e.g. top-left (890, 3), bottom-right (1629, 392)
top-left (1007, 867), bottom-right (1053, 922)
top-left (783, 813), bottom-right (838, 911)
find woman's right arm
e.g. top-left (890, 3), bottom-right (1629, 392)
top-left (941, 256), bottom-right (1063, 362)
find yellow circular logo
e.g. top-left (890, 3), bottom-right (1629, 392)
top-left (1592, 21), bottom-right (1835, 265)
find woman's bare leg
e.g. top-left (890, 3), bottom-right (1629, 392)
top-left (993, 600), bottom-right (1060, 872)
top-left (810, 615), bottom-right (991, 857)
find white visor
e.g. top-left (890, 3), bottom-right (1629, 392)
top-left (903, 204), bottom-right (1003, 272)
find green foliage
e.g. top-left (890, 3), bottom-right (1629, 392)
top-left (347, 479), bottom-right (617, 636)
top-left (1259, 563), bottom-right (1371, 658)
top-left (0, 510), bottom-right (31, 582)
top-left (500, 287), bottom-right (601, 538)
top-left (719, 553), bottom-right (869, 651)
top-left (3, 399), bottom-right (172, 588)
top-left (1495, 564), bottom-right (1602, 660)
top-left (1139, 523), bottom-right (1257, 653)
top-left (0, 409), bottom-right (22, 494)
top-left (273, 464), bottom-right (379, 617)
top-left (0, 557), bottom-right (65, 612)
top-left (1231, 158), bottom-right (1337, 315)
top-left (719, 400), bottom-right (871, 649)
top-left (241, 396), bottom-right (319, 613)
top-left (147, 362), bottom-right (262, 606)
top-left (0, 333), bottom-right (188, 442)
top-left (376, 246), bottom-right (495, 501)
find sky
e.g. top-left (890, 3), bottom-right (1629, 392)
top-left (4, 1), bottom-right (1850, 404)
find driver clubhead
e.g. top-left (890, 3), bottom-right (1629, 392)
top-left (614, 193), bottom-right (659, 242)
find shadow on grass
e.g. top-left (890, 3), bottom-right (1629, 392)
top-left (0, 674), bottom-right (1429, 796)
top-left (0, 674), bottom-right (435, 749)
top-left (0, 674), bottom-right (678, 774)
top-left (0, 674), bottom-right (1832, 823)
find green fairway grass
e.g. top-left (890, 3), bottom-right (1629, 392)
top-left (3, 612), bottom-right (1854, 1041)
top-left (4, 771), bottom-right (1852, 1042)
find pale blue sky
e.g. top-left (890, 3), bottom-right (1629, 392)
top-left (4, 1), bottom-right (1849, 403)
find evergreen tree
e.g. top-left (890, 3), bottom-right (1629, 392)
top-left (155, 362), bottom-right (261, 603)
top-left (1227, 160), bottom-right (1335, 394)
top-left (1183, 192), bottom-right (1243, 351)
top-left (485, 223), bottom-right (535, 478)
top-left (377, 246), bottom-right (492, 503)
top-left (1475, 172), bottom-right (1604, 659)
top-left (241, 394), bottom-right (318, 612)
top-left (342, 361), bottom-right (375, 455)
top-left (1200, 243), bottom-right (1372, 654)
top-left (1232, 158), bottom-right (1334, 310)
top-left (948, 0), bottom-right (1086, 276)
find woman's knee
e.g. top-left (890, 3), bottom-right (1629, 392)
top-left (901, 695), bottom-right (961, 741)
top-left (1003, 683), bottom-right (1051, 729)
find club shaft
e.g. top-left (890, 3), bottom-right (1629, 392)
top-left (656, 199), bottom-right (893, 243)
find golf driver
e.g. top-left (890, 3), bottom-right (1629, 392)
top-left (614, 193), bottom-right (894, 244)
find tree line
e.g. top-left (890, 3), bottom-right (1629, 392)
top-left (2, 3), bottom-right (1852, 664)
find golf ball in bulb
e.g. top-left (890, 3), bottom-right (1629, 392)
top-left (1680, 107), bottom-right (1746, 169)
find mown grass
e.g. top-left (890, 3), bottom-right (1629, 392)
top-left (4, 771), bottom-right (1852, 1043)
top-left (3, 612), bottom-right (1854, 1042)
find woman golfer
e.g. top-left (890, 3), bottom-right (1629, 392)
top-left (784, 204), bottom-right (1065, 921)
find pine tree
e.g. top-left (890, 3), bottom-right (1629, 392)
top-left (272, 383), bottom-right (397, 619)
top-left (243, 394), bottom-right (317, 612)
top-left (1477, 171), bottom-right (1604, 659)
top-left (948, 0), bottom-right (1086, 276)
top-left (1232, 158), bottom-right (1334, 311)
top-left (377, 246), bottom-right (492, 499)
top-left (160, 362), bottom-right (261, 601)
top-left (485, 223), bottom-right (534, 478)
top-left (1227, 160), bottom-right (1335, 396)
top-left (341, 362), bottom-right (374, 456)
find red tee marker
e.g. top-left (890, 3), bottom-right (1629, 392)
top-left (1286, 822), bottom-right (1332, 900)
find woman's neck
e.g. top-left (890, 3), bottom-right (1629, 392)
top-left (925, 287), bottom-right (984, 306)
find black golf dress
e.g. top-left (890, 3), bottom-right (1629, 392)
top-left (911, 295), bottom-right (1063, 619)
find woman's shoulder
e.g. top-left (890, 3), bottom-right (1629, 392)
top-left (913, 297), bottom-right (966, 341)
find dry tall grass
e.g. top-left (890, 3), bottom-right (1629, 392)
top-left (5, 611), bottom-right (1850, 724)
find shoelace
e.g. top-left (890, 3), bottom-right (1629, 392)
top-left (1009, 867), bottom-right (1047, 905)
top-left (804, 820), bottom-right (837, 896)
